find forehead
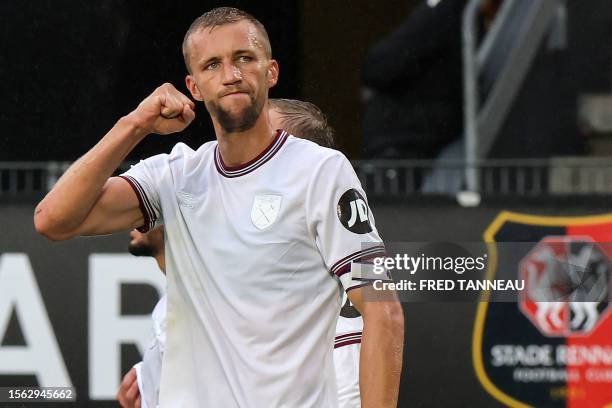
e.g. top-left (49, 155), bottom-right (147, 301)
top-left (187, 20), bottom-right (267, 61)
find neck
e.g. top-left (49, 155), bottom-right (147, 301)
top-left (214, 107), bottom-right (276, 167)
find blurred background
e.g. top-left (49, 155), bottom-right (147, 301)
top-left (1, 0), bottom-right (612, 406)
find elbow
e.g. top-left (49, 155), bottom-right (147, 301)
top-left (34, 214), bottom-right (62, 241)
top-left (34, 207), bottom-right (73, 241)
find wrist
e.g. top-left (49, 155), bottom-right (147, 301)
top-left (119, 113), bottom-right (151, 140)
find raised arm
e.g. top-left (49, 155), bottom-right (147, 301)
top-left (348, 286), bottom-right (404, 408)
top-left (34, 83), bottom-right (195, 240)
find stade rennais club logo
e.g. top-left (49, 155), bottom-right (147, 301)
top-left (473, 212), bottom-right (612, 408)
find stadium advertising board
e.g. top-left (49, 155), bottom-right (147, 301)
top-left (0, 211), bottom-right (164, 406)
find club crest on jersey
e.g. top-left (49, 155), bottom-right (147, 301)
top-left (251, 194), bottom-right (282, 230)
top-left (337, 189), bottom-right (373, 234)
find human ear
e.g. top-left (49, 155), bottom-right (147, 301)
top-left (266, 60), bottom-right (279, 88)
top-left (185, 75), bottom-right (204, 101)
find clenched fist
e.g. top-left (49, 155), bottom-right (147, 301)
top-left (127, 83), bottom-right (196, 135)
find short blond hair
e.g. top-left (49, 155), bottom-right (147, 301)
top-left (182, 7), bottom-right (272, 73)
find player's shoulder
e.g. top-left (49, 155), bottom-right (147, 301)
top-left (282, 135), bottom-right (358, 190)
top-left (167, 141), bottom-right (216, 162)
top-left (138, 142), bottom-right (198, 166)
top-left (134, 142), bottom-right (216, 179)
top-left (283, 134), bottom-right (349, 168)
top-left (156, 141), bottom-right (215, 172)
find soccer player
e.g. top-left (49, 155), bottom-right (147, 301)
top-left (35, 7), bottom-right (404, 407)
top-left (118, 99), bottom-right (365, 408)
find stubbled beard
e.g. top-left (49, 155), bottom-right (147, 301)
top-left (128, 242), bottom-right (155, 257)
top-left (207, 93), bottom-right (264, 133)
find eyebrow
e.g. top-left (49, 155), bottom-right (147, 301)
top-left (234, 49), bottom-right (256, 55)
top-left (199, 49), bottom-right (257, 66)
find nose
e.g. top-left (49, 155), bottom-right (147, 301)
top-left (222, 62), bottom-right (242, 85)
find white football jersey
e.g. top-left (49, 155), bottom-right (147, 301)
top-left (121, 130), bottom-right (384, 407)
top-left (136, 294), bottom-right (364, 408)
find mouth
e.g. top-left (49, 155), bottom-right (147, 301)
top-left (221, 90), bottom-right (249, 98)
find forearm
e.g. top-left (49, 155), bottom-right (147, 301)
top-left (35, 115), bottom-right (148, 237)
top-left (359, 302), bottom-right (404, 408)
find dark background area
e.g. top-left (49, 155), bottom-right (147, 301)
top-left (4, 1), bottom-right (612, 162)
top-left (0, 0), bottom-right (302, 162)
top-left (490, 0), bottom-right (612, 158)
top-left (0, 0), bottom-right (418, 162)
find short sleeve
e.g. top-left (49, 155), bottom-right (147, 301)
top-left (307, 152), bottom-right (390, 292)
top-left (119, 154), bottom-right (166, 233)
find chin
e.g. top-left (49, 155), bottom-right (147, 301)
top-left (222, 99), bottom-right (251, 114)
top-left (212, 97), bottom-right (261, 132)
top-left (222, 106), bottom-right (252, 122)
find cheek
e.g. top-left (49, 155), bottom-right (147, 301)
top-left (195, 76), bottom-right (216, 98)
top-left (245, 67), bottom-right (269, 89)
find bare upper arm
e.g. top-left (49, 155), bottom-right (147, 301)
top-left (347, 285), bottom-right (404, 323)
top-left (74, 176), bottom-right (145, 237)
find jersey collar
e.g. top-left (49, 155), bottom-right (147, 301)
top-left (214, 129), bottom-right (289, 178)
